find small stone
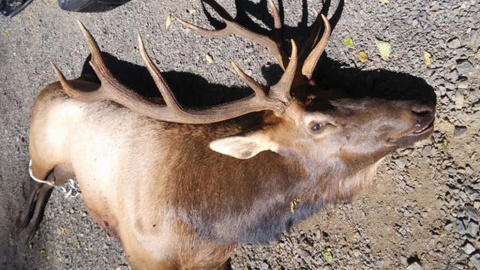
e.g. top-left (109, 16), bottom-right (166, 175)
top-left (447, 38), bottom-right (462, 49)
top-left (400, 256), bottom-right (408, 266)
top-left (457, 60), bottom-right (474, 75)
top-left (456, 219), bottom-right (466, 235)
top-left (458, 80), bottom-right (469, 89)
top-left (422, 145), bottom-right (432, 156)
top-left (454, 126), bottom-right (467, 137)
top-left (395, 159), bottom-right (406, 169)
top-left (465, 165), bottom-right (474, 176)
top-left (466, 222), bottom-right (479, 237)
top-left (445, 221), bottom-right (453, 231)
top-left (474, 201), bottom-right (480, 209)
top-left (115, 265), bottom-right (130, 270)
top-left (407, 262), bottom-right (424, 270)
top-left (352, 249), bottom-right (361, 257)
top-left (468, 67), bottom-right (480, 84)
top-left (463, 242), bottom-right (476, 255)
top-left (455, 91), bottom-right (465, 109)
top-left (470, 254), bottom-right (480, 270)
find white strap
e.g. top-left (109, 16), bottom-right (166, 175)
top-left (28, 160), bottom-right (55, 186)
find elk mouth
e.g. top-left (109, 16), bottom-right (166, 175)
top-left (412, 118), bottom-right (434, 135)
top-left (390, 117), bottom-right (434, 147)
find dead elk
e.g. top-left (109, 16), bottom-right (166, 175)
top-left (18, 1), bottom-right (435, 269)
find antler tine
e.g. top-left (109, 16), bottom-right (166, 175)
top-left (138, 34), bottom-right (183, 113)
top-left (268, 0), bottom-right (282, 30)
top-left (231, 61), bottom-right (268, 99)
top-left (51, 21), bottom-right (121, 102)
top-left (270, 40), bottom-right (298, 103)
top-left (301, 14), bottom-right (331, 80)
top-left (177, 2), bottom-right (287, 69)
top-left (51, 62), bottom-right (105, 101)
top-left (76, 21), bottom-right (138, 102)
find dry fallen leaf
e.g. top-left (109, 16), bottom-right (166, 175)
top-left (189, 8), bottom-right (196, 14)
top-left (424, 51), bottom-right (432, 67)
top-left (358, 51), bottom-right (368, 63)
top-left (343, 37), bottom-right (354, 47)
top-left (165, 15), bottom-right (172, 30)
top-left (375, 39), bottom-right (391, 60)
top-left (322, 249), bottom-right (333, 264)
top-left (59, 226), bottom-right (66, 236)
top-left (290, 198), bottom-right (300, 213)
top-left (379, 0), bottom-right (389, 3)
top-left (39, 249), bottom-right (45, 254)
top-left (5, 30), bottom-right (11, 37)
top-left (81, 211), bottom-right (87, 217)
top-left (476, 48), bottom-right (480, 58)
top-left (205, 53), bottom-right (213, 63)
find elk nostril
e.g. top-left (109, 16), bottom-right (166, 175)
top-left (412, 106), bottom-right (433, 117)
top-left (411, 105), bottom-right (434, 129)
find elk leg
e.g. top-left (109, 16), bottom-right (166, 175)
top-left (17, 172), bottom-right (55, 242)
top-left (216, 258), bottom-right (232, 270)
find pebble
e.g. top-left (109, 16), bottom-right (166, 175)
top-left (395, 159), bottom-right (407, 169)
top-left (470, 254), bottom-right (480, 270)
top-left (447, 38), bottom-right (462, 49)
top-left (465, 165), bottom-right (474, 176)
top-left (456, 218), bottom-right (466, 235)
top-left (445, 221), bottom-right (453, 231)
top-left (457, 60), bottom-right (474, 75)
top-left (462, 242), bottom-right (476, 255)
top-left (407, 262), bottom-right (424, 270)
top-left (399, 256), bottom-right (408, 266)
top-left (455, 91), bottom-right (465, 109)
top-left (466, 222), bottom-right (479, 237)
top-left (259, 262), bottom-right (269, 270)
top-left (454, 126), bottom-right (467, 137)
top-left (468, 67), bottom-right (480, 84)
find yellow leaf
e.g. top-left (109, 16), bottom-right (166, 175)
top-left (343, 37), bottom-right (354, 47)
top-left (205, 53), bottom-right (213, 63)
top-left (165, 15), bottom-right (172, 30)
top-left (375, 39), bottom-right (391, 60)
top-left (81, 211), bottom-right (87, 217)
top-left (476, 48), bottom-right (480, 58)
top-left (5, 30), bottom-right (10, 37)
top-left (39, 249), bottom-right (45, 254)
top-left (59, 226), bottom-right (66, 236)
top-left (379, 0), bottom-right (388, 3)
top-left (290, 198), bottom-right (300, 213)
top-left (189, 8), bottom-right (196, 14)
top-left (358, 51), bottom-right (368, 63)
top-left (424, 51), bottom-right (432, 67)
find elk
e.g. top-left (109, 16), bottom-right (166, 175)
top-left (18, 0), bottom-right (435, 269)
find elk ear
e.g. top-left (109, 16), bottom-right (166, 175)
top-left (209, 132), bottom-right (278, 159)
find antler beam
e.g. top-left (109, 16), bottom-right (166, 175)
top-left (52, 22), bottom-right (292, 124)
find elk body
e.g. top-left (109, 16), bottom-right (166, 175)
top-left (18, 1), bottom-right (435, 269)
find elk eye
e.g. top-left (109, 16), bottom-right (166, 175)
top-left (310, 122), bottom-right (326, 133)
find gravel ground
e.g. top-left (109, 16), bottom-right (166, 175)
top-left (1, 0), bottom-right (479, 269)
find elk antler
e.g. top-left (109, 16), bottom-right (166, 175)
top-left (51, 21), bottom-right (296, 124)
top-left (178, 0), bottom-right (331, 85)
top-left (177, 0), bottom-right (288, 69)
top-left (301, 14), bottom-right (331, 80)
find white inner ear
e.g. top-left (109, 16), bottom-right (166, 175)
top-left (209, 132), bottom-right (278, 159)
